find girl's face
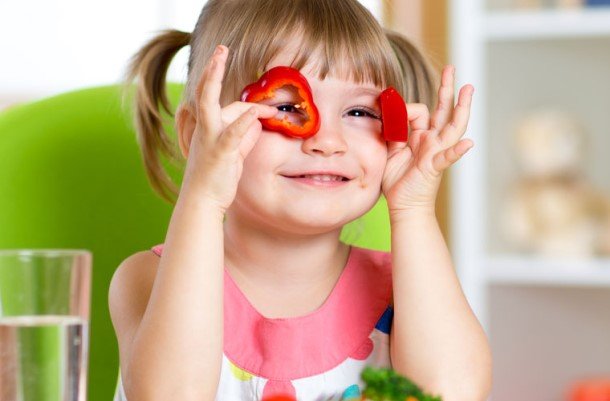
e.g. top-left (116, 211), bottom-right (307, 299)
top-left (229, 47), bottom-right (388, 234)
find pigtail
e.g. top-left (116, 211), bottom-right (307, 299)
top-left (121, 29), bottom-right (191, 204)
top-left (384, 29), bottom-right (439, 112)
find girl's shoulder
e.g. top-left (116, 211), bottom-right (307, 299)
top-left (108, 250), bottom-right (161, 370)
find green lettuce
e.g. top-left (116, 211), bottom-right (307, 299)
top-left (360, 366), bottom-right (443, 401)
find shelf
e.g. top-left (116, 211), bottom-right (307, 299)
top-left (487, 256), bottom-right (610, 286)
top-left (484, 8), bottom-right (610, 41)
top-left (451, 1), bottom-right (610, 399)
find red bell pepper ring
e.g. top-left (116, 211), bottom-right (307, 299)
top-left (240, 66), bottom-right (321, 139)
top-left (379, 87), bottom-right (409, 142)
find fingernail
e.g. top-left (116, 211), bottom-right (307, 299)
top-left (214, 45), bottom-right (223, 55)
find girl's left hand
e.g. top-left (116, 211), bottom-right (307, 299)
top-left (381, 65), bottom-right (475, 215)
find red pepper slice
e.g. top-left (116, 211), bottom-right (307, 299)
top-left (240, 66), bottom-right (321, 139)
top-left (379, 87), bottom-right (409, 142)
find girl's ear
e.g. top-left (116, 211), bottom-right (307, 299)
top-left (176, 104), bottom-right (196, 159)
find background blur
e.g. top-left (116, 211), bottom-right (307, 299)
top-left (0, 0), bottom-right (385, 108)
top-left (2, 1), bottom-right (610, 401)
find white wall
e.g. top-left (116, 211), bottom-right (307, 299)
top-left (0, 0), bottom-right (162, 100)
top-left (0, 0), bottom-right (382, 109)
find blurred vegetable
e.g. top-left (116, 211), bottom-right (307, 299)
top-left (260, 366), bottom-right (443, 401)
top-left (569, 378), bottom-right (610, 401)
top-left (360, 366), bottom-right (443, 401)
top-left (261, 395), bottom-right (298, 401)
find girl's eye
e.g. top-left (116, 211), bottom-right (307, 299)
top-left (347, 107), bottom-right (380, 120)
top-left (275, 104), bottom-right (380, 119)
top-left (274, 103), bottom-right (308, 126)
top-left (277, 104), bottom-right (302, 113)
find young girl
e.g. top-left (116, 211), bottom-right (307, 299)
top-left (109, 1), bottom-right (492, 400)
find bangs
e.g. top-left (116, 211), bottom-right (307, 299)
top-left (222, 0), bottom-right (404, 102)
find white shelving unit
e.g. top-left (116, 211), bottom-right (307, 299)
top-left (448, 1), bottom-right (610, 401)
top-left (487, 256), bottom-right (610, 286)
top-left (484, 8), bottom-right (610, 39)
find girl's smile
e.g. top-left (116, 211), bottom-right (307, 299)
top-left (280, 174), bottom-right (352, 188)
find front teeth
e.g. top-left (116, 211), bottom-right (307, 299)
top-left (301, 174), bottom-right (344, 182)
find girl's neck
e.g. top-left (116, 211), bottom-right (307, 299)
top-left (222, 212), bottom-right (351, 314)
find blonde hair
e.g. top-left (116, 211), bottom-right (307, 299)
top-left (122, 0), bottom-right (439, 204)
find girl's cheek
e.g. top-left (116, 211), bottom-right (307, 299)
top-left (345, 116), bottom-right (381, 129)
top-left (344, 118), bottom-right (383, 140)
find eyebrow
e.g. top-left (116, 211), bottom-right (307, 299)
top-left (346, 87), bottom-right (382, 97)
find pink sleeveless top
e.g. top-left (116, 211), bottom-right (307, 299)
top-left (114, 243), bottom-right (394, 401)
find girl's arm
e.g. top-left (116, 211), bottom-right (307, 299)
top-left (382, 66), bottom-right (491, 401)
top-left (389, 209), bottom-right (493, 401)
top-left (109, 195), bottom-right (226, 401)
top-left (109, 44), bottom-right (277, 401)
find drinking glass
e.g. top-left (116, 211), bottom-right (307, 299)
top-left (0, 249), bottom-right (91, 401)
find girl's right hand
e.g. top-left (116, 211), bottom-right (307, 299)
top-left (181, 44), bottom-right (279, 213)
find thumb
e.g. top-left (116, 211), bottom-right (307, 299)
top-left (255, 104), bottom-right (280, 119)
top-left (239, 119), bottom-right (264, 159)
top-left (222, 102), bottom-right (278, 127)
top-left (387, 140), bottom-right (408, 158)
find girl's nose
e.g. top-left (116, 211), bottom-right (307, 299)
top-left (301, 117), bottom-right (348, 156)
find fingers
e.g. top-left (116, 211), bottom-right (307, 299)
top-left (201, 46), bottom-right (227, 109)
top-left (406, 104), bottom-right (429, 152)
top-left (195, 44), bottom-right (229, 137)
top-left (406, 103), bottom-right (430, 131)
top-left (432, 138), bottom-right (474, 172)
top-left (217, 107), bottom-right (261, 152)
top-left (387, 141), bottom-right (407, 158)
top-left (438, 84), bottom-right (474, 145)
top-left (430, 64), bottom-right (474, 146)
top-left (430, 65), bottom-right (455, 132)
top-left (221, 101), bottom-right (278, 127)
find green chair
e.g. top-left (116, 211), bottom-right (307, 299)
top-left (0, 84), bottom-right (391, 401)
top-left (0, 84), bottom-right (182, 401)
